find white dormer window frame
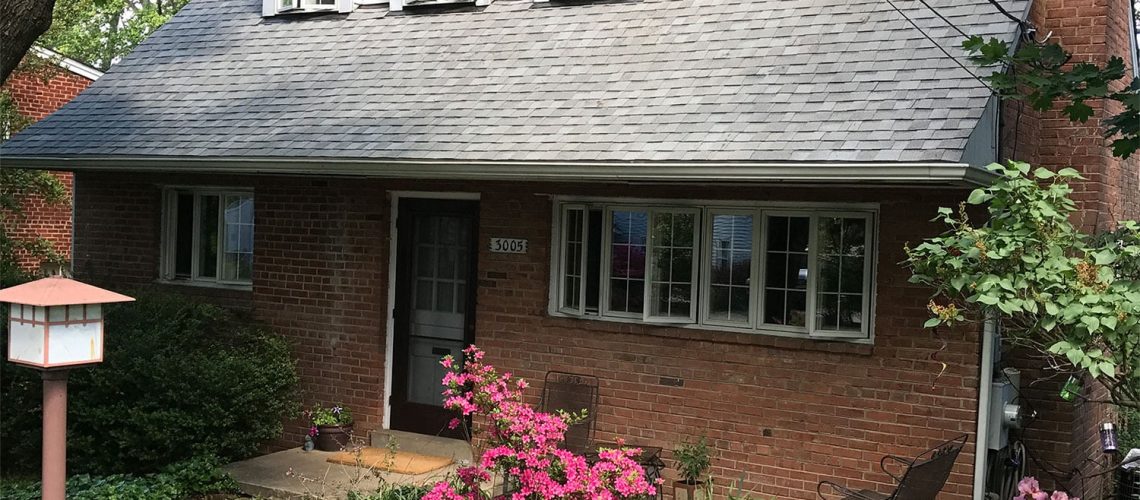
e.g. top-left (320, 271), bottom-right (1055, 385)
top-left (264, 0), bottom-right (352, 16)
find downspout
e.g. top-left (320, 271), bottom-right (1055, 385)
top-left (973, 315), bottom-right (997, 499)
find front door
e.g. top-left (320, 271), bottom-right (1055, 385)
top-left (390, 199), bottom-right (478, 438)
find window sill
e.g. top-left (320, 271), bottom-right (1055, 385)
top-left (154, 279), bottom-right (253, 292)
top-left (545, 310), bottom-right (874, 355)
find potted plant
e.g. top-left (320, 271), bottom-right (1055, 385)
top-left (673, 436), bottom-right (711, 500)
top-left (307, 403), bottom-right (353, 451)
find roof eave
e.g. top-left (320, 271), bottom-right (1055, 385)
top-left (0, 156), bottom-right (998, 187)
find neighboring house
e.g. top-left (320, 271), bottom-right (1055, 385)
top-left (1, 0), bottom-right (1137, 499)
top-left (1, 46), bottom-right (103, 271)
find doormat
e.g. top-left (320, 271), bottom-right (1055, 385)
top-left (326, 448), bottom-right (454, 475)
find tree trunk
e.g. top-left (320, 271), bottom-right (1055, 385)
top-left (0, 0), bottom-right (56, 84)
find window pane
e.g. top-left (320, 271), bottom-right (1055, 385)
top-left (814, 216), bottom-right (868, 333)
top-left (609, 210), bottom-right (647, 314)
top-left (220, 195), bottom-right (254, 281)
top-left (174, 193), bottom-right (194, 277)
top-left (839, 294), bottom-right (863, 330)
top-left (708, 214), bottom-right (752, 324)
top-left (197, 195), bottom-right (219, 279)
top-left (763, 215), bottom-right (809, 327)
top-left (648, 211), bottom-right (695, 318)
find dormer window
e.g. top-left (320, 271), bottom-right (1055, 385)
top-left (279, 0), bottom-right (335, 11)
top-left (263, 0), bottom-right (351, 16)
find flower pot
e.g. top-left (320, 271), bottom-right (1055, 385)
top-left (673, 480), bottom-right (707, 500)
top-left (313, 423), bottom-right (353, 451)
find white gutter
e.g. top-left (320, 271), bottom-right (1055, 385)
top-left (29, 46), bottom-right (104, 81)
top-left (973, 316), bottom-right (997, 500)
top-left (0, 157), bottom-right (999, 186)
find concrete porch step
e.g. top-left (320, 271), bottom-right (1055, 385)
top-left (225, 430), bottom-right (473, 499)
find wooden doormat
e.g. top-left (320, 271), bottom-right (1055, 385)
top-left (326, 448), bottom-right (454, 475)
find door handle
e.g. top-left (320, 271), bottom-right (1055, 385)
top-left (432, 347), bottom-right (450, 356)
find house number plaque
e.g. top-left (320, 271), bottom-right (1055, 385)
top-left (490, 238), bottom-right (528, 254)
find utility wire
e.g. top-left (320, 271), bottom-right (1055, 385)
top-left (914, 0), bottom-right (967, 38)
top-left (986, 0), bottom-right (1026, 27)
top-left (883, 0), bottom-right (996, 93)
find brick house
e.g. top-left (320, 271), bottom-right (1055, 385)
top-left (1, 0), bottom-right (1137, 498)
top-left (1, 46), bottom-right (103, 271)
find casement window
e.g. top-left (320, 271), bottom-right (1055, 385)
top-left (161, 188), bottom-right (254, 286)
top-left (552, 200), bottom-right (876, 341)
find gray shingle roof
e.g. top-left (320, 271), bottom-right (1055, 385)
top-left (1, 0), bottom-right (1026, 164)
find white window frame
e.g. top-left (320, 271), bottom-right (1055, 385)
top-left (1131, 0), bottom-right (1140, 79)
top-left (549, 197), bottom-right (878, 343)
top-left (600, 205), bottom-right (651, 320)
top-left (806, 211), bottom-right (875, 340)
top-left (757, 210), bottom-right (817, 335)
top-left (643, 207), bottom-right (701, 324)
top-left (161, 187), bottom-right (255, 288)
top-left (700, 208), bottom-right (760, 329)
top-left (557, 204), bottom-right (589, 316)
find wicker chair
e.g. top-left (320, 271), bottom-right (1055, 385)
top-left (539, 371), bottom-right (599, 455)
top-left (818, 434), bottom-right (968, 500)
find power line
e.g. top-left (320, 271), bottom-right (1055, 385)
top-left (986, 0), bottom-right (1026, 27)
top-left (883, 0), bottom-right (996, 93)
top-left (914, 0), bottom-right (967, 38)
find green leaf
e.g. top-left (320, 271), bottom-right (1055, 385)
top-left (1066, 349), bottom-right (1085, 365)
top-left (923, 318), bottom-right (941, 328)
top-left (1032, 167), bottom-right (1055, 179)
top-left (1081, 316), bottom-right (1101, 331)
top-left (1092, 250), bottom-right (1117, 265)
top-left (977, 294), bottom-right (1000, 305)
top-left (1099, 362), bottom-right (1116, 379)
top-left (1056, 167), bottom-right (1082, 178)
top-left (967, 188), bottom-right (990, 205)
top-left (1047, 341), bottom-right (1071, 354)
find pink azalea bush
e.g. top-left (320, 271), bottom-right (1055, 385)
top-left (423, 345), bottom-right (659, 500)
top-left (1014, 476), bottom-right (1078, 500)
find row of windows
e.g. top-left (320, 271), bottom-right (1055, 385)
top-left (157, 189), bottom-right (876, 341)
top-left (552, 202), bottom-right (876, 340)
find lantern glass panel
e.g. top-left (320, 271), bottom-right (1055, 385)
top-left (48, 306), bottom-right (66, 322)
top-left (48, 321), bottom-right (102, 366)
top-left (87, 304), bottom-right (102, 320)
top-left (8, 307), bottom-right (46, 366)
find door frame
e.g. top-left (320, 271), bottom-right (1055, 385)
top-left (383, 191), bottom-right (481, 431)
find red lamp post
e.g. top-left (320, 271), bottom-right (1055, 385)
top-left (0, 277), bottom-right (133, 500)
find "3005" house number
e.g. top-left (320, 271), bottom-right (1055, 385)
top-left (489, 238), bottom-right (528, 254)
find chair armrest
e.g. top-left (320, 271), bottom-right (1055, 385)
top-left (880, 455), bottom-right (910, 483)
top-left (818, 480), bottom-right (880, 500)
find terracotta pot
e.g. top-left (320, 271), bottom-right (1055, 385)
top-left (313, 423), bottom-right (353, 451)
top-left (673, 480), bottom-right (707, 500)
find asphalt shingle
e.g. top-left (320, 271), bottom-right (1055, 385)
top-left (1, 0), bottom-right (1027, 164)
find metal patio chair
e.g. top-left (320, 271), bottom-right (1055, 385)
top-left (539, 371), bottom-right (599, 455)
top-left (817, 434), bottom-right (968, 500)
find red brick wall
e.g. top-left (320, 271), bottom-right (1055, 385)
top-left (72, 171), bottom-right (985, 499)
top-left (1, 62), bottom-right (95, 272)
top-left (998, 0), bottom-right (1139, 495)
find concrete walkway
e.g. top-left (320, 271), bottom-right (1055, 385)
top-left (225, 430), bottom-right (473, 499)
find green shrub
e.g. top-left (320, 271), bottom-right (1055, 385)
top-left (348, 484), bottom-right (433, 500)
top-left (0, 290), bottom-right (300, 475)
top-left (1122, 405), bottom-right (1140, 452)
top-left (0, 456), bottom-right (238, 500)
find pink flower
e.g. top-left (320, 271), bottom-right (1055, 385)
top-left (425, 345), bottom-right (656, 500)
top-left (1018, 476), bottom-right (1042, 496)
